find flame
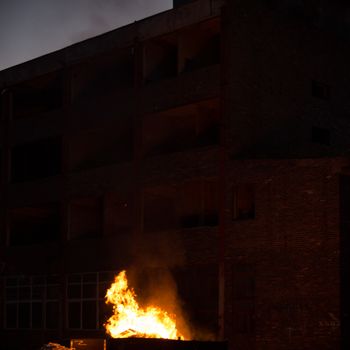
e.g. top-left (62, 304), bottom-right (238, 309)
top-left (105, 270), bottom-right (184, 339)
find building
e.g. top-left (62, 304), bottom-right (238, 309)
top-left (1, 0), bottom-right (350, 349)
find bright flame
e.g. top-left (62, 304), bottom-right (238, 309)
top-left (105, 270), bottom-right (184, 339)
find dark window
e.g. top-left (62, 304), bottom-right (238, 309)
top-left (11, 137), bottom-right (61, 183)
top-left (232, 185), bottom-right (255, 220)
top-left (66, 272), bottom-right (113, 330)
top-left (4, 275), bottom-right (60, 330)
top-left (312, 126), bottom-right (330, 146)
top-left (312, 80), bottom-right (330, 100)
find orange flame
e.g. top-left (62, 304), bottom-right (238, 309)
top-left (105, 270), bottom-right (184, 339)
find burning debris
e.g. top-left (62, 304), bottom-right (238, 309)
top-left (105, 270), bottom-right (185, 340)
top-left (41, 343), bottom-right (71, 350)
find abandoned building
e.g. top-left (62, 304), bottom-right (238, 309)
top-left (1, 0), bottom-right (350, 349)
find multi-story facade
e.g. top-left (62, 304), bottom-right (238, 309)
top-left (1, 0), bottom-right (349, 349)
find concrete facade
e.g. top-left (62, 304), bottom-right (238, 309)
top-left (0, 1), bottom-right (349, 349)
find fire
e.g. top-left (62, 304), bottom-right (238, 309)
top-left (105, 270), bottom-right (184, 340)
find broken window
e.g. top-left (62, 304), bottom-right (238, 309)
top-left (11, 137), bottom-right (62, 183)
top-left (69, 197), bottom-right (103, 240)
top-left (232, 185), bottom-right (255, 220)
top-left (12, 71), bottom-right (64, 119)
top-left (9, 203), bottom-right (61, 246)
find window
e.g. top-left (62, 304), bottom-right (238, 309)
top-left (66, 272), bottom-right (114, 330)
top-left (232, 185), bottom-right (255, 220)
top-left (4, 275), bottom-right (60, 329)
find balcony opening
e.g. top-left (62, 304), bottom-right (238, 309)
top-left (71, 47), bottom-right (134, 102)
top-left (143, 34), bottom-right (178, 84)
top-left (9, 203), bottom-right (61, 246)
top-left (69, 124), bottom-right (133, 172)
top-left (178, 18), bottom-right (220, 74)
top-left (12, 71), bottom-right (64, 119)
top-left (142, 98), bottom-right (220, 157)
top-left (11, 137), bottom-right (62, 183)
top-left (70, 196), bottom-right (103, 240)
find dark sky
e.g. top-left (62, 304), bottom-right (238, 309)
top-left (0, 0), bottom-right (172, 71)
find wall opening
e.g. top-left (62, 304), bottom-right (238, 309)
top-left (12, 71), bottom-right (64, 119)
top-left (71, 47), bottom-right (134, 102)
top-left (9, 203), bottom-right (61, 246)
top-left (69, 124), bottom-right (133, 172)
top-left (178, 18), bottom-right (220, 74)
top-left (143, 34), bottom-right (178, 84)
top-left (11, 137), bottom-right (62, 183)
top-left (142, 99), bottom-right (220, 157)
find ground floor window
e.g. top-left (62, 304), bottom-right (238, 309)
top-left (66, 271), bottom-right (114, 330)
top-left (4, 275), bottom-right (60, 329)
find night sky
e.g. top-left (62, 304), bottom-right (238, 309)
top-left (0, 0), bottom-right (172, 71)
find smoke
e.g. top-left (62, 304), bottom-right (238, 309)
top-left (127, 231), bottom-right (192, 339)
top-left (0, 0), bottom-right (172, 71)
